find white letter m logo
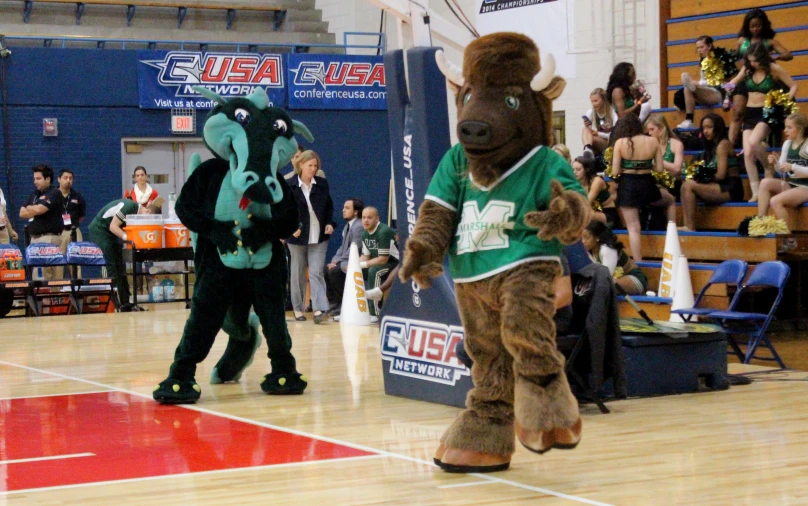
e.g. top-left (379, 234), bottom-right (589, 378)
top-left (456, 201), bottom-right (515, 255)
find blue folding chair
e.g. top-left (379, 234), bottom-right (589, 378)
top-left (706, 261), bottom-right (789, 369)
top-left (671, 259), bottom-right (748, 323)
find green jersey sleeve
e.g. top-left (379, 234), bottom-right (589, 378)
top-left (424, 144), bottom-right (466, 212)
top-left (377, 226), bottom-right (396, 256)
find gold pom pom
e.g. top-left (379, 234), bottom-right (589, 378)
top-left (279, 377), bottom-right (287, 386)
top-left (748, 216), bottom-right (790, 236)
top-left (172, 384), bottom-right (180, 393)
top-left (701, 51), bottom-right (725, 87)
top-left (613, 266), bottom-right (625, 280)
top-left (591, 200), bottom-right (604, 212)
top-left (603, 147), bottom-right (618, 179)
top-left (653, 170), bottom-right (676, 189)
top-left (764, 89), bottom-right (798, 112)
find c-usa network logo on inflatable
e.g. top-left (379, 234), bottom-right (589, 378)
top-left (480, 0), bottom-right (557, 14)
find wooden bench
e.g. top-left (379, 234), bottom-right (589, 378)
top-left (659, 104), bottom-right (808, 133)
top-left (614, 230), bottom-right (778, 262)
top-left (666, 30), bottom-right (807, 66)
top-left (668, 4), bottom-right (808, 42)
top-left (672, 202), bottom-right (808, 232)
top-left (18, 0), bottom-right (295, 29)
top-left (671, 0), bottom-right (792, 19)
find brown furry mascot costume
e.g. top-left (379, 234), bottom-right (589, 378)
top-left (399, 33), bottom-right (591, 473)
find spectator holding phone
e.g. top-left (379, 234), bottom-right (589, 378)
top-left (582, 88), bottom-right (618, 156)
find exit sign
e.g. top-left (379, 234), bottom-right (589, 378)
top-left (171, 114), bottom-right (194, 134)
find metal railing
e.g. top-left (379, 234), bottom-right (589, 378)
top-left (4, 31), bottom-right (386, 53)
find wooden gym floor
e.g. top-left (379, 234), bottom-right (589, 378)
top-left (1, 305), bottom-right (808, 505)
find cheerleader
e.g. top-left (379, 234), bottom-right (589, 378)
top-left (680, 114), bottom-right (744, 231)
top-left (607, 62), bottom-right (652, 122)
top-left (759, 113), bottom-right (808, 253)
top-left (676, 36), bottom-right (733, 130)
top-left (572, 156), bottom-right (620, 228)
top-left (582, 220), bottom-right (647, 295)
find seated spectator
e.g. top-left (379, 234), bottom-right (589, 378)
top-left (675, 36), bottom-right (731, 130)
top-left (760, 113), bottom-right (808, 253)
top-left (324, 198), bottom-right (365, 318)
top-left (359, 206), bottom-right (399, 324)
top-left (679, 114), bottom-right (744, 231)
top-left (572, 156), bottom-right (619, 228)
top-left (582, 220), bottom-right (647, 295)
top-left (582, 88), bottom-right (617, 156)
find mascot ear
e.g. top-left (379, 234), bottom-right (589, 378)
top-left (245, 87), bottom-right (270, 110)
top-left (435, 50), bottom-right (464, 97)
top-left (529, 53), bottom-right (565, 100)
top-left (192, 86), bottom-right (226, 105)
top-left (292, 119), bottom-right (314, 142)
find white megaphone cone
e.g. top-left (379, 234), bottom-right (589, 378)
top-left (658, 221), bottom-right (682, 299)
top-left (670, 255), bottom-right (696, 322)
top-left (340, 243), bottom-right (372, 326)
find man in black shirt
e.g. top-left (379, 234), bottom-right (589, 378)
top-left (57, 169), bottom-right (87, 277)
top-left (19, 164), bottom-right (64, 280)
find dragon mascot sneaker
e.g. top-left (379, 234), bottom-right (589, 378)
top-left (154, 87), bottom-right (312, 404)
top-left (399, 33), bottom-right (591, 472)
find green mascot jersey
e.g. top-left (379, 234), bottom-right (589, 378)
top-left (89, 199), bottom-right (140, 234)
top-left (425, 144), bottom-right (585, 283)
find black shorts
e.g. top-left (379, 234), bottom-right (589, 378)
top-left (617, 173), bottom-right (662, 208)
top-left (718, 176), bottom-right (745, 201)
top-left (743, 107), bottom-right (765, 131)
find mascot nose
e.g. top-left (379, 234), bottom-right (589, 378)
top-left (458, 121), bottom-right (491, 145)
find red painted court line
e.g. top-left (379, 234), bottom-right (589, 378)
top-left (0, 392), bottom-right (373, 492)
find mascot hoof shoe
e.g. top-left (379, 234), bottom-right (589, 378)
top-left (433, 444), bottom-right (510, 473)
top-left (153, 378), bottom-right (202, 404)
top-left (260, 372), bottom-right (307, 395)
top-left (515, 418), bottom-right (582, 454)
top-left (211, 314), bottom-right (262, 384)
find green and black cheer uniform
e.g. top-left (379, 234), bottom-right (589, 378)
top-left (617, 158), bottom-right (662, 208)
top-left (589, 176), bottom-right (620, 228)
top-left (594, 244), bottom-right (647, 293)
top-left (736, 72), bottom-right (779, 130)
top-left (779, 139), bottom-right (808, 187)
top-left (703, 150), bottom-right (744, 201)
top-left (88, 199), bottom-right (140, 307)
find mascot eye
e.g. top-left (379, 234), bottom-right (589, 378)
top-left (273, 119), bottom-right (288, 135)
top-left (505, 96), bottom-right (520, 110)
top-left (463, 92), bottom-right (471, 105)
top-left (234, 108), bottom-right (251, 125)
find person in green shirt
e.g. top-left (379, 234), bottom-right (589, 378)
top-left (359, 206), bottom-right (398, 321)
top-left (88, 198), bottom-right (162, 312)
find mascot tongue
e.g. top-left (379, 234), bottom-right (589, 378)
top-left (239, 196), bottom-right (251, 210)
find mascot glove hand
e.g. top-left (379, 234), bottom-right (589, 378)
top-left (398, 237), bottom-right (444, 289)
top-left (209, 219), bottom-right (240, 254)
top-left (240, 220), bottom-right (274, 253)
top-left (524, 180), bottom-right (590, 245)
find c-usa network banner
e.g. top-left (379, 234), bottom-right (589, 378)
top-left (137, 50), bottom-right (287, 109)
top-left (287, 54), bottom-right (386, 110)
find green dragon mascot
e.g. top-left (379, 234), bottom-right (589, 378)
top-left (153, 87), bottom-right (313, 404)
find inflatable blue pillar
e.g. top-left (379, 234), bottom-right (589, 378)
top-left (379, 47), bottom-right (472, 408)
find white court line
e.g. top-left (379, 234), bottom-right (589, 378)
top-left (0, 359), bottom-right (613, 506)
top-left (1, 455), bottom-right (383, 496)
top-left (0, 390), bottom-right (112, 401)
top-left (438, 480), bottom-right (498, 489)
top-left (0, 453), bottom-right (95, 466)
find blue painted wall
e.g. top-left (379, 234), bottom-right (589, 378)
top-left (0, 47), bottom-right (391, 262)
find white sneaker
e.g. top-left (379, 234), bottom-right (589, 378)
top-left (681, 72), bottom-right (696, 92)
top-left (370, 316), bottom-right (379, 324)
top-left (676, 119), bottom-right (695, 130)
top-left (365, 287), bottom-right (383, 301)
top-left (333, 314), bottom-right (341, 322)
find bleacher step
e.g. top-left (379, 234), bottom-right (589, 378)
top-left (614, 230), bottom-right (778, 262)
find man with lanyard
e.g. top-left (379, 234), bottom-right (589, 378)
top-left (57, 169), bottom-right (87, 277)
top-left (88, 197), bottom-right (162, 312)
top-left (324, 198), bottom-right (365, 319)
top-left (19, 164), bottom-right (64, 280)
top-left (358, 206), bottom-right (399, 323)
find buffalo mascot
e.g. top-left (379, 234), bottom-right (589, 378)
top-left (399, 33), bottom-right (591, 472)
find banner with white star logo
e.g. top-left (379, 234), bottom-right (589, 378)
top-left (287, 54), bottom-right (387, 110)
top-left (137, 51), bottom-right (388, 110)
top-left (137, 51), bottom-right (287, 109)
